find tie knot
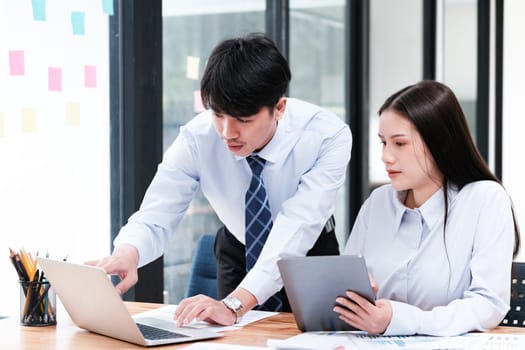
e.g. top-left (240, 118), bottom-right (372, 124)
top-left (247, 155), bottom-right (266, 176)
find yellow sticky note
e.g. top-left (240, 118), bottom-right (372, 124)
top-left (0, 112), bottom-right (5, 137)
top-left (22, 108), bottom-right (37, 133)
top-left (186, 56), bottom-right (200, 80)
top-left (66, 102), bottom-right (81, 127)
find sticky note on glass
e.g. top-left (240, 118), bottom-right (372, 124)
top-left (66, 102), bottom-right (81, 127)
top-left (32, 0), bottom-right (46, 21)
top-left (0, 112), bottom-right (5, 138)
top-left (22, 109), bottom-right (37, 133)
top-left (193, 90), bottom-right (206, 113)
top-left (71, 12), bottom-right (85, 35)
top-left (9, 50), bottom-right (25, 76)
top-left (186, 56), bottom-right (200, 80)
top-left (84, 65), bottom-right (97, 88)
top-left (102, 0), bottom-right (114, 15)
top-left (48, 67), bottom-right (62, 92)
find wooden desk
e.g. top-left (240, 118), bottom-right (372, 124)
top-left (0, 301), bottom-right (300, 349)
top-left (1, 301), bottom-right (525, 349)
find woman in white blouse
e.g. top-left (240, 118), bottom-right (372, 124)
top-left (336, 80), bottom-right (520, 336)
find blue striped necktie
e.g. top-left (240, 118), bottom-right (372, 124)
top-left (245, 155), bottom-right (282, 311)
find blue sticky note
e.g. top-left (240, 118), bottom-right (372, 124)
top-left (71, 12), bottom-right (85, 35)
top-left (32, 0), bottom-right (46, 21)
top-left (102, 0), bottom-right (114, 16)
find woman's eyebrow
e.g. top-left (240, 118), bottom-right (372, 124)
top-left (378, 133), bottom-right (409, 138)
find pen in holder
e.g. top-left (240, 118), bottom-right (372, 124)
top-left (19, 279), bottom-right (57, 326)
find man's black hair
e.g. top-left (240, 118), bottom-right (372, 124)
top-left (200, 33), bottom-right (291, 117)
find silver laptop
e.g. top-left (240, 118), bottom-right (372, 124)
top-left (37, 257), bottom-right (222, 346)
top-left (277, 255), bottom-right (375, 332)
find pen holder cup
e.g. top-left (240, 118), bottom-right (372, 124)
top-left (19, 280), bottom-right (57, 326)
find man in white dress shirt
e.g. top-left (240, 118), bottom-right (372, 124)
top-left (89, 33), bottom-right (352, 326)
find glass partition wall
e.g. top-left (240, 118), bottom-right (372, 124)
top-left (442, 0), bottom-right (478, 143)
top-left (503, 0), bottom-right (525, 261)
top-left (368, 0), bottom-right (423, 188)
top-left (162, 1), bottom-right (265, 304)
top-left (289, 0), bottom-right (348, 246)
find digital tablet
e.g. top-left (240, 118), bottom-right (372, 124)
top-left (277, 255), bottom-right (375, 332)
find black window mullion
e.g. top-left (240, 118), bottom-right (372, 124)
top-left (110, 0), bottom-right (164, 303)
top-left (476, 0), bottom-right (491, 161)
top-left (265, 0), bottom-right (289, 59)
top-left (347, 0), bottom-right (370, 229)
top-left (494, 0), bottom-right (504, 179)
top-left (423, 0), bottom-right (437, 80)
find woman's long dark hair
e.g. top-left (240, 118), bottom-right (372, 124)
top-left (379, 80), bottom-right (520, 258)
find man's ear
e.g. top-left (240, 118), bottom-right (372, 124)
top-left (274, 97), bottom-right (287, 120)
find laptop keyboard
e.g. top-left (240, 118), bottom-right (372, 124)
top-left (136, 323), bottom-right (189, 340)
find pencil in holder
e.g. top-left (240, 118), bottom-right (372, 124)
top-left (19, 280), bottom-right (57, 326)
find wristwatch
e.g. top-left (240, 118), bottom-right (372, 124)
top-left (222, 296), bottom-right (243, 324)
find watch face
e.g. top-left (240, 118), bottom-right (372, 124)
top-left (224, 297), bottom-right (242, 311)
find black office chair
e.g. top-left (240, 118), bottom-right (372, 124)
top-left (500, 262), bottom-right (525, 327)
top-left (184, 234), bottom-right (218, 299)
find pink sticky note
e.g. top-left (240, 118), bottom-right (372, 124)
top-left (193, 90), bottom-right (206, 113)
top-left (84, 65), bottom-right (97, 88)
top-left (9, 50), bottom-right (25, 75)
top-left (48, 67), bottom-right (62, 91)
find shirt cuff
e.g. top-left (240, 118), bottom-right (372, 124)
top-left (113, 221), bottom-right (163, 267)
top-left (383, 301), bottom-right (420, 336)
top-left (238, 268), bottom-right (282, 306)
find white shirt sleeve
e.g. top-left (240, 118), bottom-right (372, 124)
top-left (113, 129), bottom-right (200, 267)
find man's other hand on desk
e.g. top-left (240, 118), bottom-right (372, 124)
top-left (175, 294), bottom-right (236, 327)
top-left (85, 244), bottom-right (139, 295)
top-left (175, 288), bottom-right (258, 327)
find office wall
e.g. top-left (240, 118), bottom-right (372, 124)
top-left (503, 0), bottom-right (525, 261)
top-left (0, 0), bottom-right (111, 316)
